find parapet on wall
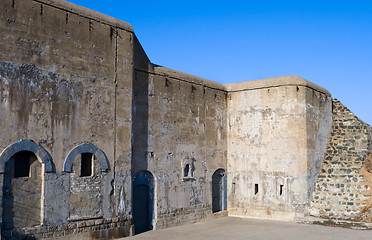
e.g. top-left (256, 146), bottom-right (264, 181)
top-left (226, 76), bottom-right (332, 220)
top-left (2, 0), bottom-right (372, 239)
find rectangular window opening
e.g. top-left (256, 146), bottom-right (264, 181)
top-left (81, 153), bottom-right (93, 177)
top-left (232, 183), bottom-right (236, 194)
top-left (280, 184), bottom-right (284, 196)
top-left (184, 164), bottom-right (190, 177)
top-left (13, 151), bottom-right (35, 178)
top-left (255, 184), bottom-right (258, 195)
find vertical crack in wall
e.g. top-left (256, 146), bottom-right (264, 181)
top-left (112, 26), bottom-right (119, 217)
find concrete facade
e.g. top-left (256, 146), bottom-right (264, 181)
top-left (0, 0), bottom-right (371, 239)
top-left (226, 77), bottom-right (332, 220)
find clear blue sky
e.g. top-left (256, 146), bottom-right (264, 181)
top-left (68, 0), bottom-right (372, 125)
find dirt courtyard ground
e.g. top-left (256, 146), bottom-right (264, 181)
top-left (122, 217), bottom-right (371, 240)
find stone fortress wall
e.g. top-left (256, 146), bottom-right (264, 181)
top-left (226, 77), bottom-right (332, 220)
top-left (0, 0), bottom-right (371, 239)
top-left (0, 0), bottom-right (134, 238)
top-left (309, 99), bottom-right (372, 220)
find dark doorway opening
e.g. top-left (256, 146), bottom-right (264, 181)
top-left (212, 169), bottom-right (227, 213)
top-left (132, 171), bottom-right (154, 235)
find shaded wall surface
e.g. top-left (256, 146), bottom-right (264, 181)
top-left (147, 67), bottom-right (227, 229)
top-left (3, 153), bottom-right (42, 230)
top-left (131, 40), bottom-right (228, 228)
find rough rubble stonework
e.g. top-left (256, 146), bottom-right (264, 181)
top-left (0, 0), bottom-right (371, 239)
top-left (309, 99), bottom-right (372, 220)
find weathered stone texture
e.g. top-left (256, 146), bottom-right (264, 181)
top-left (3, 154), bottom-right (42, 230)
top-left (156, 204), bottom-right (213, 229)
top-left (69, 155), bottom-right (103, 219)
top-left (226, 77), bottom-right (332, 220)
top-left (5, 216), bottom-right (131, 240)
top-left (132, 63), bottom-right (228, 229)
top-left (2, 0), bottom-right (372, 239)
top-left (309, 99), bottom-right (372, 219)
top-left (0, 0), bottom-right (133, 238)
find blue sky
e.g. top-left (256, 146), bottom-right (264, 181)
top-left (68, 0), bottom-right (372, 125)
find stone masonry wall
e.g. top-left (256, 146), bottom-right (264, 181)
top-left (10, 216), bottom-right (131, 240)
top-left (309, 99), bottom-right (372, 220)
top-left (156, 204), bottom-right (212, 229)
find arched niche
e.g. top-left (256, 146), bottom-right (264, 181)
top-left (63, 143), bottom-right (110, 220)
top-left (212, 168), bottom-right (227, 213)
top-left (63, 143), bottom-right (109, 173)
top-left (0, 139), bottom-right (54, 173)
top-left (0, 139), bottom-right (54, 235)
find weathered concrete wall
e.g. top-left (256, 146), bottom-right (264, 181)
top-left (305, 85), bottom-right (333, 206)
top-left (1, 0), bottom-right (229, 237)
top-left (0, 0), bottom-right (133, 238)
top-left (226, 76), bottom-right (332, 220)
top-left (309, 99), bottom-right (372, 220)
top-left (149, 67), bottom-right (227, 229)
top-left (2, 0), bottom-right (371, 238)
top-left (131, 52), bottom-right (228, 228)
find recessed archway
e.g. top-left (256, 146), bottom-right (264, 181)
top-left (0, 139), bottom-right (54, 236)
top-left (63, 143), bottom-right (110, 220)
top-left (63, 143), bottom-right (109, 173)
top-left (0, 139), bottom-right (54, 174)
top-left (212, 168), bottom-right (227, 213)
top-left (132, 171), bottom-right (155, 235)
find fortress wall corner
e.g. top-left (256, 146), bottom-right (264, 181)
top-left (226, 76), bottom-right (332, 220)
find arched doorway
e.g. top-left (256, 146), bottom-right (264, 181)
top-left (132, 171), bottom-right (154, 235)
top-left (212, 169), bottom-right (227, 213)
top-left (0, 140), bottom-right (54, 238)
top-left (3, 151), bottom-right (42, 232)
top-left (0, 139), bottom-right (55, 239)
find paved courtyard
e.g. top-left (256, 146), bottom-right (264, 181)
top-left (123, 217), bottom-right (371, 240)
